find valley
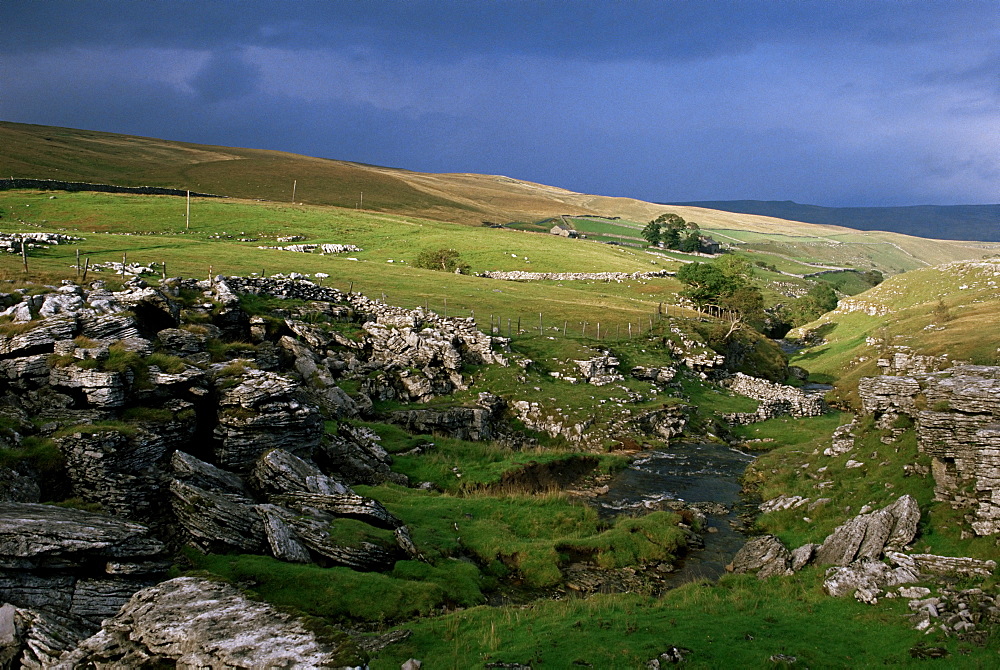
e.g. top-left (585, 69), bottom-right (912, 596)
top-left (0, 125), bottom-right (997, 668)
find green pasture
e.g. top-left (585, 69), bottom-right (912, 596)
top-left (370, 573), bottom-right (991, 668)
top-left (0, 190), bottom-right (695, 330)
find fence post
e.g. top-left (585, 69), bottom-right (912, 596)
top-left (122, 252), bottom-right (127, 279)
top-left (76, 249), bottom-right (80, 279)
top-left (82, 257), bottom-right (89, 282)
top-left (538, 312), bottom-right (542, 334)
top-left (508, 318), bottom-right (511, 338)
top-left (582, 322), bottom-right (587, 338)
top-left (628, 322), bottom-right (632, 340)
top-left (563, 320), bottom-right (567, 336)
top-left (597, 322), bottom-right (600, 340)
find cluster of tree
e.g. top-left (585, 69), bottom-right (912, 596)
top-left (414, 248), bottom-right (470, 274)
top-left (676, 256), bottom-right (843, 339)
top-left (642, 213), bottom-right (703, 252)
top-left (676, 256), bottom-right (765, 337)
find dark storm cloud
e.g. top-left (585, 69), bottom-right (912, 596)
top-left (189, 51), bottom-right (261, 104)
top-left (3, 0), bottom-right (1000, 206)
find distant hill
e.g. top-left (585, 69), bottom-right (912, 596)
top-left (2, 121), bottom-right (999, 275)
top-left (662, 200), bottom-right (1000, 242)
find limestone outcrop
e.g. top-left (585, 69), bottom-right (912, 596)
top-left (54, 576), bottom-right (361, 669)
top-left (0, 503), bottom-right (168, 626)
top-left (859, 365), bottom-right (1000, 535)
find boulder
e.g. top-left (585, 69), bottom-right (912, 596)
top-left (250, 448), bottom-right (351, 497)
top-left (814, 495), bottom-right (919, 566)
top-left (271, 492), bottom-right (402, 530)
top-left (55, 576), bottom-right (361, 669)
top-left (254, 504), bottom-right (312, 563)
top-left (728, 535), bottom-right (792, 579)
top-left (168, 480), bottom-right (265, 554)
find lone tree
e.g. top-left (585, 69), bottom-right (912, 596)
top-left (415, 248), bottom-right (470, 274)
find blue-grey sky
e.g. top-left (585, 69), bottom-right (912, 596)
top-left (2, 0), bottom-right (998, 206)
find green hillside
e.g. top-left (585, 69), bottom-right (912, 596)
top-left (3, 121), bottom-right (998, 278)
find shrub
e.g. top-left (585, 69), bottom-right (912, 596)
top-left (414, 248), bottom-right (470, 274)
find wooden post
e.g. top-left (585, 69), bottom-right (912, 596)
top-left (20, 236), bottom-right (27, 272)
top-left (517, 316), bottom-right (520, 334)
top-left (649, 316), bottom-right (653, 331)
top-left (597, 322), bottom-right (600, 340)
top-left (582, 321), bottom-right (587, 338)
top-left (292, 179), bottom-right (297, 203)
top-left (76, 249), bottom-right (80, 279)
top-left (209, 265), bottom-right (214, 287)
top-left (161, 262), bottom-right (166, 280)
top-left (444, 297), bottom-right (447, 317)
top-left (360, 191), bottom-right (363, 209)
top-left (628, 322), bottom-right (632, 340)
top-left (538, 312), bottom-right (542, 334)
top-left (349, 281), bottom-right (354, 293)
top-left (563, 320), bottom-right (567, 336)
top-left (82, 257), bottom-right (89, 282)
top-left (122, 252), bottom-right (127, 279)
top-left (508, 318), bottom-right (511, 338)
top-left (186, 190), bottom-right (190, 231)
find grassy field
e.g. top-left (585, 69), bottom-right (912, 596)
top-left (0, 190), bottom-right (693, 333)
top-left (3, 121), bottom-right (997, 272)
top-left (789, 259), bottom-right (1000, 406)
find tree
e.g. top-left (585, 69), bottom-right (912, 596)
top-left (641, 220), bottom-right (661, 246)
top-left (661, 226), bottom-right (681, 249)
top-left (415, 248), bottom-right (470, 274)
top-left (676, 262), bottom-right (737, 306)
top-left (679, 231), bottom-right (702, 252)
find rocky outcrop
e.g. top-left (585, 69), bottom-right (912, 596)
top-left (0, 503), bottom-right (168, 625)
top-left (55, 576), bottom-right (361, 669)
top-left (859, 365), bottom-right (1000, 535)
top-left (213, 368), bottom-right (323, 472)
top-left (813, 495), bottom-right (920, 566)
top-left (666, 325), bottom-right (725, 376)
top-left (573, 353), bottom-right (624, 386)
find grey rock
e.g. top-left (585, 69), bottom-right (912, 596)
top-left (250, 448), bottom-right (350, 497)
top-left (728, 535), bottom-right (792, 579)
top-left (823, 558), bottom-right (919, 603)
top-left (254, 504), bottom-right (312, 563)
top-left (168, 480), bottom-right (265, 554)
top-left (0, 503), bottom-right (166, 570)
top-left (272, 492), bottom-right (402, 530)
top-left (789, 543), bottom-right (818, 572)
top-left (55, 576), bottom-right (360, 669)
top-left (814, 495), bottom-right (919, 566)
top-left (171, 450), bottom-right (249, 496)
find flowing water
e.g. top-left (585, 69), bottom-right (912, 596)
top-left (595, 441), bottom-right (757, 584)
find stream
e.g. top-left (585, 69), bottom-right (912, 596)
top-left (594, 441), bottom-right (757, 584)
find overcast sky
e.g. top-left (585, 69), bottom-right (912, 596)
top-left (3, 0), bottom-right (999, 206)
